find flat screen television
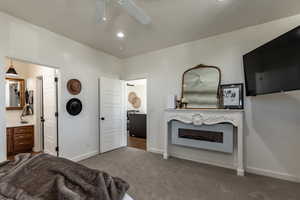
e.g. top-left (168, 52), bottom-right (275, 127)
top-left (243, 26), bottom-right (300, 96)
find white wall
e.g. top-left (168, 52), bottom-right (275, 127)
top-left (122, 15), bottom-right (300, 182)
top-left (0, 12), bottom-right (122, 162)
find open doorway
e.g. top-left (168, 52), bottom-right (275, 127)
top-left (125, 79), bottom-right (147, 151)
top-left (4, 58), bottom-right (59, 160)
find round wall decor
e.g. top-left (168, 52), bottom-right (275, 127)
top-left (67, 79), bottom-right (82, 95)
top-left (66, 98), bottom-right (82, 116)
top-left (128, 92), bottom-right (137, 103)
top-left (132, 96), bottom-right (141, 109)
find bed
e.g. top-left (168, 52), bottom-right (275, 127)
top-left (0, 153), bottom-right (132, 200)
top-left (123, 194), bottom-right (134, 200)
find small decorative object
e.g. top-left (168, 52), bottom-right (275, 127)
top-left (132, 96), bottom-right (141, 109)
top-left (128, 91), bottom-right (142, 109)
top-left (175, 96), bottom-right (181, 109)
top-left (66, 98), bottom-right (83, 116)
top-left (176, 100), bottom-right (182, 109)
top-left (128, 92), bottom-right (137, 103)
top-left (67, 79), bottom-right (82, 95)
top-left (20, 104), bottom-right (34, 124)
top-left (25, 90), bottom-right (34, 114)
top-left (181, 97), bottom-right (188, 104)
top-left (176, 100), bottom-right (181, 109)
top-left (175, 96), bottom-right (185, 109)
top-left (220, 83), bottom-right (244, 109)
top-left (181, 97), bottom-right (189, 109)
top-left (166, 95), bottom-right (176, 109)
top-left (182, 102), bottom-right (188, 109)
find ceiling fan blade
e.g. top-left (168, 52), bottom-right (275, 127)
top-left (96, 0), bottom-right (107, 22)
top-left (118, 0), bottom-right (151, 25)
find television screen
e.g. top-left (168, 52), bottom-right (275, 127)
top-left (243, 26), bottom-right (300, 96)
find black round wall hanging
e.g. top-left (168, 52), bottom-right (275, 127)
top-left (66, 98), bottom-right (82, 116)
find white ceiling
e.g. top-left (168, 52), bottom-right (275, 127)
top-left (1, 0), bottom-right (300, 58)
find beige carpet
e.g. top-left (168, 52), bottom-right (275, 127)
top-left (80, 147), bottom-right (300, 200)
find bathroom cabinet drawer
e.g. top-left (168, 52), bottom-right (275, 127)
top-left (14, 144), bottom-right (33, 153)
top-left (14, 126), bottom-right (34, 135)
top-left (14, 139), bottom-right (34, 153)
top-left (6, 125), bottom-right (34, 155)
top-left (14, 133), bottom-right (33, 141)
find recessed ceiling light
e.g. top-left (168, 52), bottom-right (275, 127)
top-left (117, 32), bottom-right (125, 38)
top-left (217, 0), bottom-right (225, 2)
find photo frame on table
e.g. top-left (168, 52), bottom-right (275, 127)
top-left (220, 83), bottom-right (244, 109)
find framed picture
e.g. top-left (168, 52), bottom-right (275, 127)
top-left (220, 83), bottom-right (244, 109)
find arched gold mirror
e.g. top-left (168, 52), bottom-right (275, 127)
top-left (181, 64), bottom-right (221, 109)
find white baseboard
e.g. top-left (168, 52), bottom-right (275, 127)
top-left (246, 166), bottom-right (300, 183)
top-left (170, 151), bottom-right (235, 170)
top-left (71, 151), bottom-right (99, 162)
top-left (148, 148), bottom-right (163, 154)
top-left (43, 150), bottom-right (51, 155)
top-left (33, 147), bottom-right (42, 152)
top-left (147, 148), bottom-right (233, 169)
top-left (147, 148), bottom-right (300, 183)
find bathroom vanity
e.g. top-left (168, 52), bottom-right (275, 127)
top-left (7, 125), bottom-right (34, 155)
top-left (5, 77), bottom-right (35, 156)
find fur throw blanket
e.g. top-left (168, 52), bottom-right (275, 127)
top-left (0, 153), bottom-right (129, 200)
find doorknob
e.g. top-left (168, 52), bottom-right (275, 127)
top-left (101, 117), bottom-right (105, 121)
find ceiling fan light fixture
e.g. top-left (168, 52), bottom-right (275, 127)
top-left (96, 0), bottom-right (110, 23)
top-left (117, 32), bottom-right (125, 38)
top-left (118, 0), bottom-right (151, 25)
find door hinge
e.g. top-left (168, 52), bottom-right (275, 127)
top-left (55, 112), bottom-right (59, 117)
top-left (55, 146), bottom-right (59, 152)
top-left (54, 77), bottom-right (58, 82)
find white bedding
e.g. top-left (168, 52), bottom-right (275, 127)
top-left (123, 193), bottom-right (134, 200)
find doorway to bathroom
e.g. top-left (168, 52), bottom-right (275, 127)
top-left (125, 79), bottom-right (147, 151)
top-left (4, 58), bottom-right (59, 160)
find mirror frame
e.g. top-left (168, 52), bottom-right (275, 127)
top-left (181, 64), bottom-right (222, 109)
top-left (5, 77), bottom-right (25, 110)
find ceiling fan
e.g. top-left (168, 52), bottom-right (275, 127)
top-left (96, 0), bottom-right (151, 25)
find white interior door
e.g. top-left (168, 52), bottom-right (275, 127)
top-left (99, 77), bottom-right (126, 153)
top-left (35, 77), bottom-right (44, 152)
top-left (43, 72), bottom-right (57, 156)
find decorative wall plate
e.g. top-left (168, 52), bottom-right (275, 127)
top-left (128, 92), bottom-right (137, 103)
top-left (67, 79), bottom-right (82, 95)
top-left (132, 96), bottom-right (141, 109)
top-left (66, 98), bottom-right (82, 116)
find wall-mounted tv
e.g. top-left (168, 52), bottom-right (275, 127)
top-left (243, 26), bottom-right (300, 96)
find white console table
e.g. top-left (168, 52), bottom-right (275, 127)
top-left (163, 109), bottom-right (245, 176)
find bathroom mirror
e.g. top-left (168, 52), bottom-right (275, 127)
top-left (5, 78), bottom-right (25, 110)
top-left (182, 64), bottom-right (221, 109)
